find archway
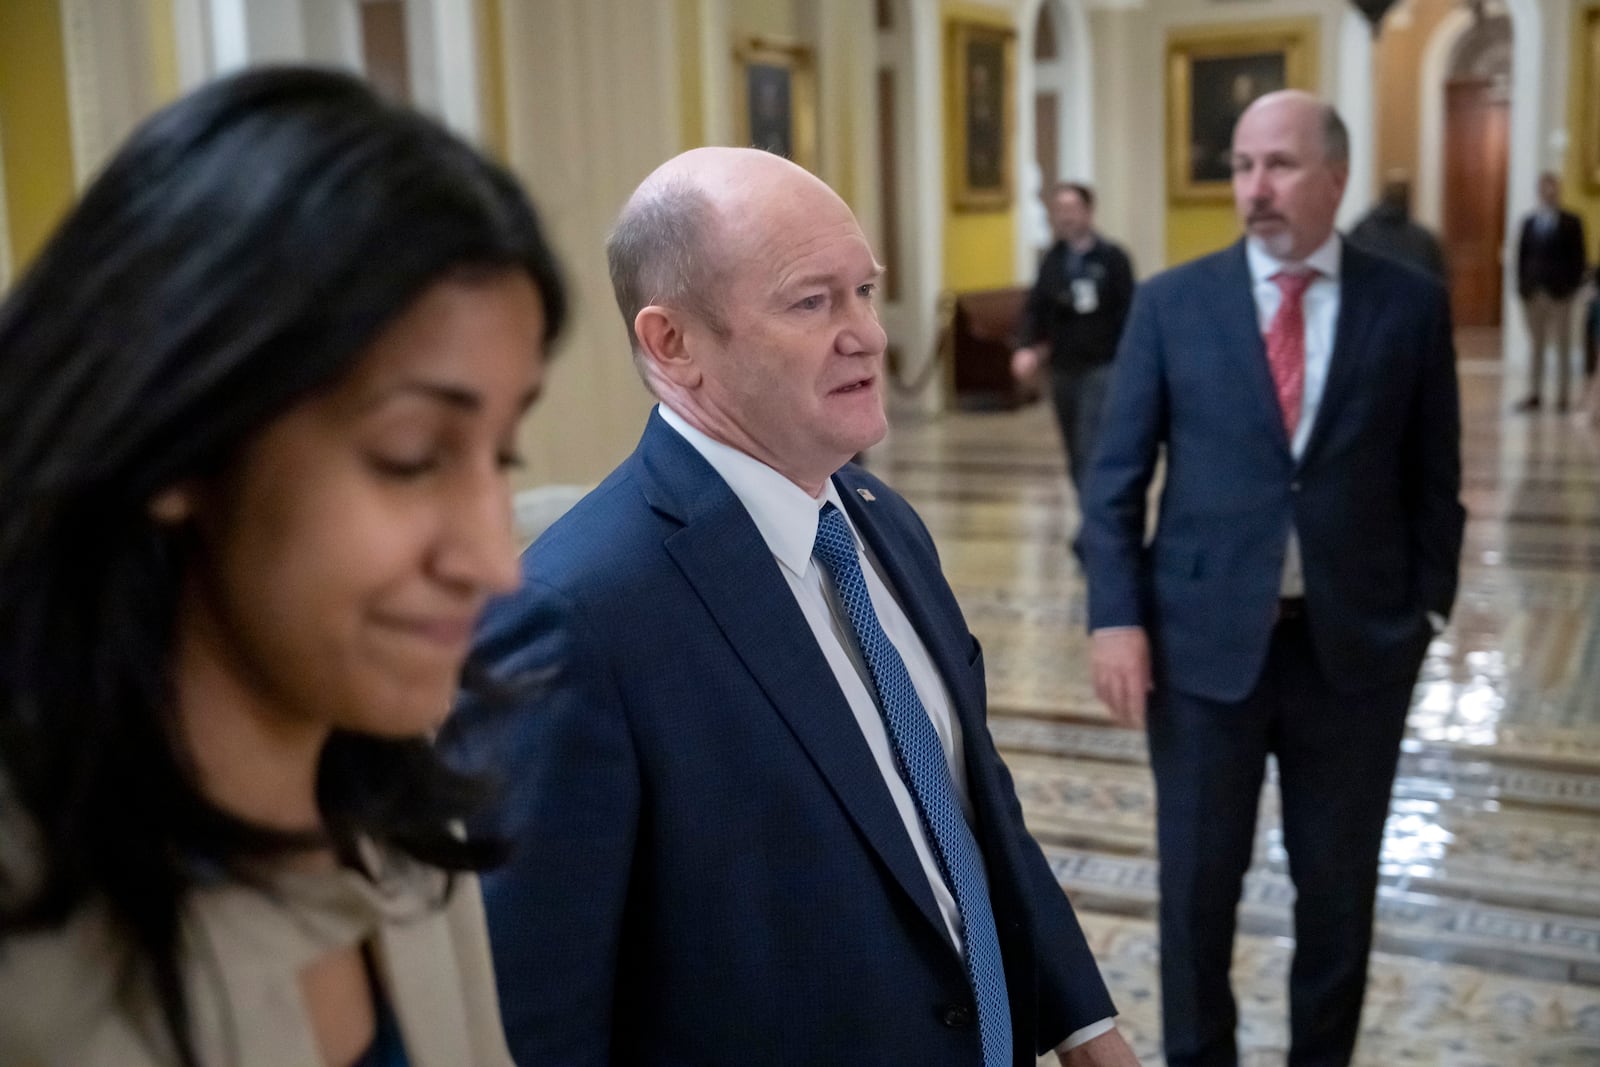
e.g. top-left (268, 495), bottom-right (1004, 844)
top-left (1415, 0), bottom-right (1545, 365)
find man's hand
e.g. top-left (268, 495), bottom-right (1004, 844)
top-left (1011, 346), bottom-right (1044, 384)
top-left (1091, 628), bottom-right (1152, 729)
top-left (1058, 1027), bottom-right (1142, 1066)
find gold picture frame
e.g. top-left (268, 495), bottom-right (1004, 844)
top-left (947, 20), bottom-right (1014, 212)
top-left (734, 36), bottom-right (818, 172)
top-left (1166, 21), bottom-right (1317, 203)
top-left (1584, 8), bottom-right (1600, 189)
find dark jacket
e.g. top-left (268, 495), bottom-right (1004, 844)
top-left (1349, 203), bottom-right (1447, 282)
top-left (449, 412), bottom-right (1116, 1066)
top-left (1018, 236), bottom-right (1135, 373)
top-left (1517, 209), bottom-right (1587, 300)
top-left (1079, 240), bottom-right (1464, 703)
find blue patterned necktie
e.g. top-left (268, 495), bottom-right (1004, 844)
top-left (812, 502), bottom-right (1012, 1067)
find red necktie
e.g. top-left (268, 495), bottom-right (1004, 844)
top-left (1266, 271), bottom-right (1315, 438)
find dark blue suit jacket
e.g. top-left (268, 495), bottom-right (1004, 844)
top-left (1078, 240), bottom-right (1464, 704)
top-left (449, 412), bottom-right (1115, 1066)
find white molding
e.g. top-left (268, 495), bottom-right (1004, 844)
top-left (59, 0), bottom-right (98, 190)
top-left (906, 0), bottom-right (943, 413)
top-left (207, 0), bottom-right (250, 74)
top-left (1502, 0), bottom-right (1544, 373)
top-left (407, 0), bottom-right (483, 142)
top-left (1335, 8), bottom-right (1373, 231)
top-left (171, 0), bottom-right (214, 89)
top-left (1015, 0), bottom-right (1096, 281)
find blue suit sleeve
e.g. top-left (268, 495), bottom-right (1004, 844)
top-left (449, 579), bottom-right (639, 1067)
top-left (1078, 283), bottom-right (1167, 630)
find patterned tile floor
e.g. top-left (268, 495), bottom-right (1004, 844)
top-left (867, 330), bottom-right (1600, 1064)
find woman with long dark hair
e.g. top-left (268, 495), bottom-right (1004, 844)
top-left (0, 67), bottom-right (565, 1066)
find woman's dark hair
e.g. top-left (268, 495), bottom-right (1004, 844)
top-left (0, 67), bottom-right (566, 1063)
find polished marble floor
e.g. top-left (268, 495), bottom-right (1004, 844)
top-left (868, 329), bottom-right (1600, 1065)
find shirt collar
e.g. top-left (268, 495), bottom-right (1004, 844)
top-left (1246, 230), bottom-right (1342, 287)
top-left (658, 403), bottom-right (848, 578)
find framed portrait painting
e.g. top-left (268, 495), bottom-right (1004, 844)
top-left (948, 20), bottom-right (1014, 211)
top-left (734, 37), bottom-right (818, 172)
top-left (1166, 22), bottom-right (1316, 202)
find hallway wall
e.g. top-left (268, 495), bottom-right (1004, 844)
top-left (495, 0), bottom-right (679, 488)
top-left (1566, 1), bottom-right (1600, 244)
top-left (0, 0), bottom-right (75, 271)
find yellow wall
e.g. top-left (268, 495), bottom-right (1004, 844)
top-left (0, 0), bottom-right (75, 269)
top-left (1167, 208), bottom-right (1241, 266)
top-left (942, 1), bottom-right (1015, 292)
top-left (1567, 3), bottom-right (1600, 251)
top-left (145, 0), bottom-right (181, 105)
top-left (730, 0), bottom-right (798, 41)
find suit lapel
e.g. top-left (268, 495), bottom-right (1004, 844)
top-left (835, 478), bottom-right (984, 728)
top-left (634, 416), bottom-right (949, 943)
top-left (1300, 242), bottom-right (1376, 469)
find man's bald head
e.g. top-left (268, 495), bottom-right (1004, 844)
top-left (1236, 89), bottom-right (1349, 169)
top-left (607, 148), bottom-right (843, 380)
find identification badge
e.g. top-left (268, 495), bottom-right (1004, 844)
top-left (1072, 277), bottom-right (1099, 314)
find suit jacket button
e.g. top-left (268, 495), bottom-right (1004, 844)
top-left (1290, 480), bottom-right (1302, 492)
top-left (941, 1004), bottom-right (974, 1029)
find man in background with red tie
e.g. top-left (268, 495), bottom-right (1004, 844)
top-left (1078, 92), bottom-right (1464, 1067)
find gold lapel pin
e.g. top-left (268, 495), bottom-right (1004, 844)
top-left (856, 488), bottom-right (876, 502)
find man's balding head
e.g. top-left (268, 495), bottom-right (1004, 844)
top-left (609, 147), bottom-right (887, 494)
top-left (607, 148), bottom-right (851, 380)
top-left (608, 157), bottom-right (727, 375)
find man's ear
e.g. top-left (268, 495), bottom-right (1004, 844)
top-left (148, 482), bottom-right (197, 525)
top-left (635, 305), bottom-right (703, 389)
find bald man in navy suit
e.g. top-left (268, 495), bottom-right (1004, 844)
top-left (449, 148), bottom-right (1139, 1066)
top-left (1081, 93), bottom-right (1464, 1067)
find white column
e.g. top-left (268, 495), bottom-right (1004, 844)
top-left (408, 0), bottom-right (484, 142)
top-left (1502, 0), bottom-right (1549, 373)
top-left (905, 0), bottom-right (945, 413)
top-left (1335, 8), bottom-right (1374, 231)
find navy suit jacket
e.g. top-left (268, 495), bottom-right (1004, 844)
top-left (1517, 210), bottom-right (1588, 300)
top-left (448, 411), bottom-right (1115, 1066)
top-left (1078, 239), bottom-right (1464, 704)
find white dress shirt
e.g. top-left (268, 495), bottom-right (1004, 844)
top-left (658, 404), bottom-right (1113, 1054)
top-left (1246, 232), bottom-right (1342, 597)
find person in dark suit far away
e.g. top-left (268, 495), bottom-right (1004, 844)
top-left (1515, 171), bottom-right (1589, 412)
top-left (1079, 91), bottom-right (1464, 1067)
top-left (445, 146), bottom-right (1142, 1067)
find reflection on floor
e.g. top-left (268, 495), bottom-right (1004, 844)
top-left (868, 330), bottom-right (1600, 1065)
